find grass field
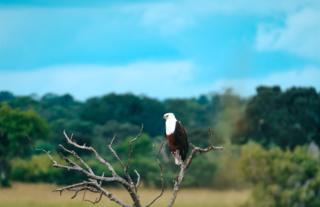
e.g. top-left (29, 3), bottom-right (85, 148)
top-left (0, 183), bottom-right (249, 207)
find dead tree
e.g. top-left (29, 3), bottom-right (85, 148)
top-left (44, 129), bottom-right (223, 207)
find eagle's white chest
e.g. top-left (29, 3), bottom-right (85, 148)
top-left (165, 119), bottom-right (176, 135)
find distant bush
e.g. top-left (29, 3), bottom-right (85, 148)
top-left (240, 142), bottom-right (320, 207)
top-left (11, 154), bottom-right (58, 183)
top-left (10, 154), bottom-right (85, 184)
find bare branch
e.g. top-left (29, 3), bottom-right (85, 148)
top-left (134, 169), bottom-right (141, 189)
top-left (96, 183), bottom-right (132, 207)
top-left (63, 130), bottom-right (118, 177)
top-left (125, 125), bottom-right (144, 196)
top-left (49, 150), bottom-right (123, 185)
top-left (58, 144), bottom-right (94, 174)
top-left (127, 124), bottom-right (144, 170)
top-left (108, 135), bottom-right (126, 172)
top-left (42, 132), bottom-right (138, 207)
top-left (167, 143), bottom-right (223, 207)
top-left (103, 129), bottom-right (144, 207)
top-left (98, 172), bottom-right (105, 186)
top-left (144, 140), bottom-right (166, 207)
top-left (167, 163), bottom-right (185, 207)
top-left (54, 180), bottom-right (130, 207)
top-left (53, 181), bottom-right (94, 194)
top-left (145, 159), bottom-right (164, 207)
top-left (108, 134), bottom-right (142, 195)
top-left (185, 144), bottom-right (223, 169)
top-left (83, 191), bottom-right (103, 204)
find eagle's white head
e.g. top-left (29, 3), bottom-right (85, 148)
top-left (163, 112), bottom-right (176, 121)
top-left (163, 113), bottom-right (177, 135)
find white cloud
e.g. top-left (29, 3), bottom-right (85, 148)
top-left (137, 2), bottom-right (193, 35)
top-left (133, 0), bottom-right (320, 34)
top-left (256, 9), bottom-right (320, 61)
top-left (0, 61), bottom-right (195, 100)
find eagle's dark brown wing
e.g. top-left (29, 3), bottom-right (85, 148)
top-left (173, 121), bottom-right (189, 161)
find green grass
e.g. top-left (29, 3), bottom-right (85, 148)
top-left (0, 183), bottom-right (249, 207)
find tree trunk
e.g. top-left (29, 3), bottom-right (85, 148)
top-left (0, 159), bottom-right (11, 187)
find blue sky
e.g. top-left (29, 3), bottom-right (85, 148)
top-left (0, 0), bottom-right (319, 100)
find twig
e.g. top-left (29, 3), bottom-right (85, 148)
top-left (145, 159), bottom-right (164, 207)
top-left (134, 169), bottom-right (141, 189)
top-left (127, 125), bottom-right (144, 171)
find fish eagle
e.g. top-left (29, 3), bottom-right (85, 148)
top-left (163, 113), bottom-right (189, 165)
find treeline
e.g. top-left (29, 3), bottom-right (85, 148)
top-left (2, 86), bottom-right (319, 149)
top-left (1, 86), bottom-right (320, 192)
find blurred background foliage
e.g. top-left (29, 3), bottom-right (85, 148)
top-left (240, 143), bottom-right (320, 207)
top-left (1, 86), bottom-right (320, 205)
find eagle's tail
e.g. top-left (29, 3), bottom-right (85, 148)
top-left (181, 149), bottom-right (187, 161)
top-left (173, 150), bottom-right (183, 165)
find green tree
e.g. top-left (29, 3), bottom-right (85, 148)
top-left (0, 104), bottom-right (49, 187)
top-left (38, 93), bottom-right (81, 121)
